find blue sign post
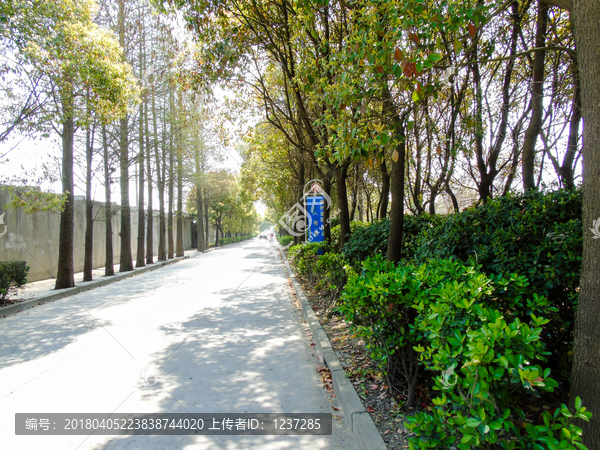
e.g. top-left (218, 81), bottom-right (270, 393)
top-left (305, 196), bottom-right (324, 244)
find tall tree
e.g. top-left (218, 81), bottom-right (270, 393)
top-left (83, 121), bottom-right (95, 281)
top-left (570, 0), bottom-right (600, 446)
top-left (117, 0), bottom-right (134, 272)
top-left (102, 124), bottom-right (115, 276)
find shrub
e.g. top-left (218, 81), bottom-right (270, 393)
top-left (415, 189), bottom-right (582, 374)
top-left (277, 235), bottom-right (294, 247)
top-left (330, 221), bottom-right (369, 251)
top-left (0, 260), bottom-right (30, 301)
top-left (289, 243), bottom-right (351, 306)
top-left (218, 234), bottom-right (255, 246)
top-left (340, 256), bottom-right (590, 449)
top-left (342, 219), bottom-right (390, 265)
top-left (342, 215), bottom-right (445, 266)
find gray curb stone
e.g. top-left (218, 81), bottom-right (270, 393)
top-left (0, 255), bottom-right (192, 318)
top-left (279, 245), bottom-right (387, 450)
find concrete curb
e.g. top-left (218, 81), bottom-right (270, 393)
top-left (279, 246), bottom-right (387, 450)
top-left (0, 255), bottom-right (193, 318)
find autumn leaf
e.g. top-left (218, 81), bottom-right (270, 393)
top-left (376, 65), bottom-right (384, 74)
top-left (387, 303), bottom-right (393, 312)
top-left (468, 23), bottom-right (476, 38)
top-left (392, 149), bottom-right (399, 162)
top-left (394, 47), bottom-right (403, 62)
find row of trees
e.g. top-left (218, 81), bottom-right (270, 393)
top-left (169, 0), bottom-right (582, 258)
top-left (165, 0), bottom-right (599, 445)
top-left (0, 0), bottom-right (257, 288)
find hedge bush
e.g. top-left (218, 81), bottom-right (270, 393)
top-left (218, 234), bottom-right (256, 246)
top-left (415, 189), bottom-right (582, 374)
top-left (277, 235), bottom-right (294, 247)
top-left (340, 256), bottom-right (589, 449)
top-left (0, 260), bottom-right (29, 301)
top-left (289, 242), bottom-right (351, 306)
top-left (342, 215), bottom-right (446, 267)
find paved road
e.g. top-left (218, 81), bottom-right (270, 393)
top-left (0, 238), bottom-right (358, 450)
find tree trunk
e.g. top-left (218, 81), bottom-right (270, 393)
top-left (167, 134), bottom-right (174, 259)
top-left (562, 55), bottom-right (581, 190)
top-left (570, 1), bottom-right (600, 446)
top-left (195, 147), bottom-right (205, 251)
top-left (55, 107), bottom-right (75, 289)
top-left (196, 188), bottom-right (205, 251)
top-left (386, 120), bottom-right (406, 264)
top-left (119, 116), bottom-right (133, 272)
top-left (83, 124), bottom-right (95, 282)
top-left (135, 103), bottom-right (145, 267)
top-left (336, 162), bottom-right (351, 246)
top-left (522, 1), bottom-right (549, 191)
top-left (118, 0), bottom-right (133, 272)
top-left (176, 146), bottom-right (184, 257)
top-left (379, 156), bottom-right (390, 219)
top-left (204, 188), bottom-right (210, 247)
top-left (153, 88), bottom-right (166, 261)
top-left (145, 98), bottom-right (153, 264)
top-left (102, 125), bottom-right (114, 276)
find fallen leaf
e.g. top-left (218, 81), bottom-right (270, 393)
top-left (332, 407), bottom-right (339, 411)
top-left (367, 406), bottom-right (375, 412)
top-left (370, 384), bottom-right (379, 390)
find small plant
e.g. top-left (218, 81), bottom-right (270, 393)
top-left (277, 235), bottom-right (294, 247)
top-left (0, 260), bottom-right (30, 302)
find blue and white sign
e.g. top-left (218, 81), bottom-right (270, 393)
top-left (305, 196), bottom-right (324, 243)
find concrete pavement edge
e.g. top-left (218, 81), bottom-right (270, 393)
top-left (0, 254), bottom-right (194, 318)
top-left (278, 244), bottom-right (387, 450)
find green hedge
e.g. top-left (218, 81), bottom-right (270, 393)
top-left (0, 260), bottom-right (29, 301)
top-left (218, 234), bottom-right (256, 246)
top-left (415, 189), bottom-right (581, 374)
top-left (340, 256), bottom-right (589, 449)
top-left (277, 235), bottom-right (294, 247)
top-left (342, 215), bottom-right (446, 266)
top-left (289, 242), bottom-right (351, 305)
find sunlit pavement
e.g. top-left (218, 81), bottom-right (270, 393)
top-left (0, 238), bottom-right (358, 450)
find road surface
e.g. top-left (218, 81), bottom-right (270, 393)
top-left (0, 238), bottom-right (358, 450)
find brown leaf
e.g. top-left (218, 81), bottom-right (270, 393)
top-left (468, 23), bottom-right (476, 38)
top-left (392, 149), bottom-right (399, 163)
top-left (394, 47), bottom-right (403, 62)
top-left (370, 384), bottom-right (379, 390)
top-left (387, 303), bottom-right (393, 312)
top-left (376, 65), bottom-right (384, 74)
top-left (332, 407), bottom-right (339, 411)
